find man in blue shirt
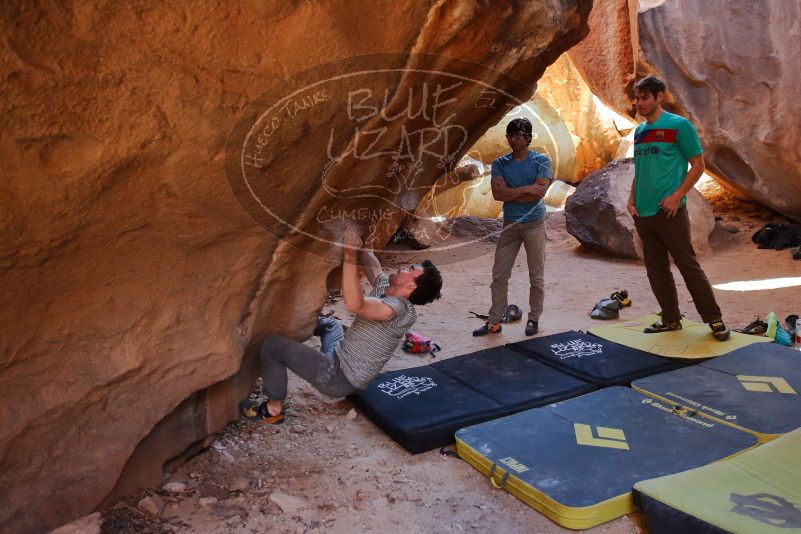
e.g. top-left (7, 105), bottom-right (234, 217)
top-left (473, 118), bottom-right (552, 337)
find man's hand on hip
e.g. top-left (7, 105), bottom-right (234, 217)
top-left (659, 193), bottom-right (682, 218)
top-left (627, 200), bottom-right (639, 217)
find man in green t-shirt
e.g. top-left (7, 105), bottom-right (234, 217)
top-left (628, 75), bottom-right (730, 341)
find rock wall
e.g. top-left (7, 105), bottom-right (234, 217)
top-left (637, 0), bottom-right (801, 221)
top-left (568, 0), bottom-right (637, 116)
top-left (570, 0), bottom-right (801, 222)
top-left (468, 54), bottom-right (634, 185)
top-left (0, 1), bottom-right (592, 532)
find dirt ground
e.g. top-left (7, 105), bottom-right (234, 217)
top-left (98, 187), bottom-right (800, 534)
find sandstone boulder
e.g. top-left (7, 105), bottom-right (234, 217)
top-left (0, 2), bottom-right (592, 532)
top-left (637, 0), bottom-right (801, 221)
top-left (565, 160), bottom-right (714, 259)
top-left (570, 0), bottom-right (801, 221)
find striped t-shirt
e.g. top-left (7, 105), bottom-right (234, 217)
top-left (336, 273), bottom-right (417, 389)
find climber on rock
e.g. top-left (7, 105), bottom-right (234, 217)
top-left (241, 225), bottom-right (443, 424)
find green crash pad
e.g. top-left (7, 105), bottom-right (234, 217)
top-left (634, 428), bottom-right (801, 534)
top-left (589, 313), bottom-right (771, 359)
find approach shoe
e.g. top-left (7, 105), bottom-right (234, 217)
top-left (239, 399), bottom-right (286, 425)
top-left (643, 319), bottom-right (682, 334)
top-left (525, 320), bottom-right (538, 336)
top-left (710, 319), bottom-right (731, 342)
top-left (473, 322), bottom-right (502, 337)
top-left (609, 289), bottom-right (632, 307)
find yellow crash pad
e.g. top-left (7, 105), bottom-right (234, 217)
top-left (589, 313), bottom-right (771, 360)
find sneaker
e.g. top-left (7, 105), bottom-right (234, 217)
top-left (525, 320), bottom-right (538, 336)
top-left (643, 320), bottom-right (682, 333)
top-left (473, 322), bottom-right (502, 337)
top-left (709, 319), bottom-right (731, 342)
top-left (239, 399), bottom-right (286, 425)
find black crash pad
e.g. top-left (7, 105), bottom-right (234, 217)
top-left (349, 344), bottom-right (595, 453)
top-left (507, 330), bottom-right (683, 386)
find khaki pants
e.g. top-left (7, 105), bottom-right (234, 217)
top-left (488, 219), bottom-right (546, 323)
top-left (633, 207), bottom-right (722, 324)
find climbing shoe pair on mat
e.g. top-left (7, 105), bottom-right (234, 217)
top-left (643, 316), bottom-right (730, 341)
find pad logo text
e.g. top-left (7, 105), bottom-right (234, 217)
top-left (378, 375), bottom-right (437, 399)
top-left (550, 339), bottom-right (603, 360)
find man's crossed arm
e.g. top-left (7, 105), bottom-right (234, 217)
top-left (491, 176), bottom-right (550, 203)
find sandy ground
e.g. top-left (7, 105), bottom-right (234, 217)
top-left (96, 190), bottom-right (800, 534)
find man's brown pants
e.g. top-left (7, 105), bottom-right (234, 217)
top-left (634, 207), bottom-right (722, 324)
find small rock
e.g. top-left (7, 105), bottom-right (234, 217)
top-left (198, 481), bottom-right (231, 500)
top-left (326, 425), bottom-right (335, 433)
top-left (137, 495), bottom-right (165, 516)
top-left (269, 491), bottom-right (307, 514)
top-left (211, 441), bottom-right (226, 451)
top-left (163, 503), bottom-right (180, 518)
top-left (211, 500), bottom-right (248, 520)
top-left (228, 477), bottom-right (250, 493)
top-left (162, 481), bottom-right (187, 493)
top-left (290, 424), bottom-right (307, 434)
top-left (49, 512), bottom-right (103, 534)
top-left (345, 409), bottom-right (357, 421)
top-left (199, 496), bottom-right (218, 507)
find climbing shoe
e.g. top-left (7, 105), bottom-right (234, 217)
top-left (610, 289), bottom-right (632, 307)
top-left (525, 320), bottom-right (538, 336)
top-left (239, 399), bottom-right (286, 425)
top-left (710, 319), bottom-right (731, 342)
top-left (643, 320), bottom-right (682, 333)
top-left (473, 322), bottom-right (502, 337)
top-left (735, 316), bottom-right (768, 336)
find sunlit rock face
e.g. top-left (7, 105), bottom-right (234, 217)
top-left (468, 55), bottom-right (633, 185)
top-left (637, 0), bottom-right (801, 222)
top-left (440, 52), bottom-right (634, 220)
top-left (0, 1), bottom-right (592, 532)
top-left (565, 160), bottom-right (714, 259)
top-left (535, 54), bottom-right (635, 182)
top-left (426, 156), bottom-right (501, 219)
